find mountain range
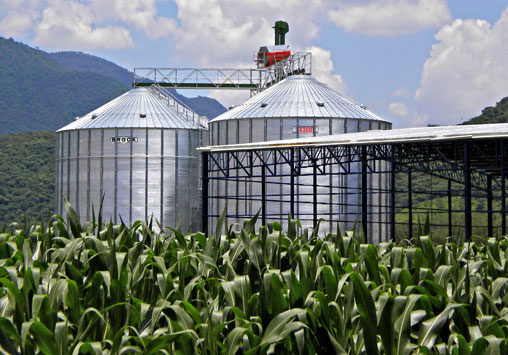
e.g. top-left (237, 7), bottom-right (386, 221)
top-left (0, 37), bottom-right (226, 136)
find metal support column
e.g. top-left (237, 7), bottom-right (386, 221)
top-left (290, 149), bottom-right (295, 219)
top-left (390, 145), bottom-right (396, 242)
top-left (487, 175), bottom-right (493, 237)
top-left (502, 140), bottom-right (506, 235)
top-left (448, 179), bottom-right (452, 237)
top-left (361, 145), bottom-right (368, 240)
top-left (464, 142), bottom-right (472, 241)
top-left (313, 163), bottom-right (318, 227)
top-left (261, 164), bottom-right (266, 226)
top-left (408, 169), bottom-right (413, 240)
top-left (201, 152), bottom-right (209, 236)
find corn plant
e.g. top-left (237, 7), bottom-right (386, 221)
top-left (0, 202), bottom-right (507, 354)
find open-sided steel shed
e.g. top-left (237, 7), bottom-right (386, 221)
top-left (200, 123), bottom-right (508, 242)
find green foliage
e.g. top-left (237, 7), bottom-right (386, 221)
top-left (0, 206), bottom-right (508, 354)
top-left (47, 50), bottom-right (227, 119)
top-left (0, 131), bottom-right (55, 226)
top-left (394, 172), bottom-right (503, 240)
top-left (0, 37), bottom-right (127, 135)
top-left (0, 37), bottom-right (226, 137)
top-left (0, 40), bottom-right (227, 224)
top-left (461, 96), bottom-right (508, 125)
top-left (47, 51), bottom-right (134, 87)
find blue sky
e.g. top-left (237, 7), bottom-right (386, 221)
top-left (1, 0), bottom-right (507, 128)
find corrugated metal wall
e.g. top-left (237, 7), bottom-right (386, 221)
top-left (56, 127), bottom-right (205, 231)
top-left (208, 117), bottom-right (391, 237)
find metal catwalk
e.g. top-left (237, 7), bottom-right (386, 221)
top-left (200, 136), bottom-right (508, 242)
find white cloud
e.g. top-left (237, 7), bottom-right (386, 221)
top-left (415, 8), bottom-right (508, 125)
top-left (306, 46), bottom-right (347, 93)
top-left (0, 0), bottom-right (25, 10)
top-left (0, 10), bottom-right (33, 38)
top-left (0, 0), bottom-right (43, 38)
top-left (0, 0), bottom-right (350, 108)
top-left (328, 0), bottom-right (451, 36)
top-left (172, 0), bottom-right (326, 66)
top-left (388, 102), bottom-right (409, 117)
top-left (166, 2), bottom-right (347, 108)
top-left (0, 0), bottom-right (176, 50)
top-left (33, 0), bottom-right (133, 50)
top-left (90, 0), bottom-right (176, 39)
top-left (392, 86), bottom-right (411, 97)
top-left (0, 0), bottom-right (331, 63)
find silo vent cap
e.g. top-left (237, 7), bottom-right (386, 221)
top-left (140, 113), bottom-right (146, 118)
top-left (228, 105), bottom-right (235, 110)
top-left (260, 102), bottom-right (268, 108)
top-left (75, 116), bottom-right (80, 120)
top-left (316, 101), bottom-right (325, 107)
top-left (360, 104), bottom-right (367, 109)
top-left (91, 114), bottom-right (98, 119)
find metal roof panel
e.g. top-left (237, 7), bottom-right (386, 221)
top-left (199, 123), bottom-right (508, 152)
top-left (57, 87), bottom-right (204, 132)
top-left (211, 75), bottom-right (389, 122)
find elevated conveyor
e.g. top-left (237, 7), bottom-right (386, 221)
top-left (132, 51), bottom-right (312, 94)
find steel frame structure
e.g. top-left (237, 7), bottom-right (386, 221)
top-left (201, 138), bottom-right (508, 242)
top-left (132, 52), bottom-right (312, 94)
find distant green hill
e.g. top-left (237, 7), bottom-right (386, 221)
top-left (47, 51), bottom-right (226, 119)
top-left (0, 38), bottom-right (226, 136)
top-left (47, 51), bottom-right (133, 87)
top-left (461, 96), bottom-right (508, 125)
top-left (0, 131), bottom-right (55, 226)
top-left (0, 38), bottom-right (127, 135)
top-left (0, 37), bottom-right (227, 225)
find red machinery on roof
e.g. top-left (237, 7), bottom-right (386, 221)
top-left (255, 20), bottom-right (291, 68)
top-left (256, 45), bottom-right (292, 68)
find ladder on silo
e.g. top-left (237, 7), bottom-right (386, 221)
top-left (148, 84), bottom-right (208, 129)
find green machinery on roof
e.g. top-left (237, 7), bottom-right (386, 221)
top-left (274, 20), bottom-right (289, 45)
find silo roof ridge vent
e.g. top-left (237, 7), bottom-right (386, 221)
top-left (260, 102), bottom-right (268, 107)
top-left (316, 101), bottom-right (324, 107)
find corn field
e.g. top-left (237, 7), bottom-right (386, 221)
top-left (1, 202), bottom-right (508, 354)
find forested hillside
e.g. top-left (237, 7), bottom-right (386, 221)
top-left (0, 37), bottom-right (227, 225)
top-left (47, 51), bottom-right (133, 86)
top-left (48, 51), bottom-right (227, 119)
top-left (0, 131), bottom-right (55, 226)
top-left (0, 38), bottom-right (127, 135)
top-left (0, 37), bottom-right (226, 136)
top-left (461, 96), bottom-right (508, 125)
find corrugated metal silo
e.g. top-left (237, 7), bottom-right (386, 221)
top-left (55, 86), bottom-right (207, 230)
top-left (208, 75), bottom-right (391, 239)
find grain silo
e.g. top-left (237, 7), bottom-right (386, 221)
top-left (208, 74), bottom-right (391, 234)
top-left (55, 86), bottom-right (207, 230)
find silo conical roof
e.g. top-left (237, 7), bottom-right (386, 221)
top-left (211, 75), bottom-right (389, 122)
top-left (57, 87), bottom-right (205, 132)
